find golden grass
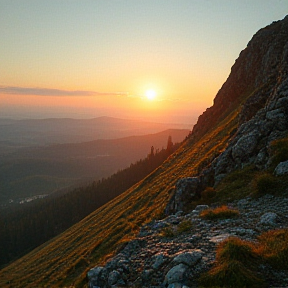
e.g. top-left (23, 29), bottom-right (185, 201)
top-left (0, 107), bottom-right (239, 287)
top-left (200, 237), bottom-right (264, 288)
top-left (200, 205), bottom-right (239, 220)
top-left (201, 230), bottom-right (288, 287)
top-left (256, 229), bottom-right (288, 270)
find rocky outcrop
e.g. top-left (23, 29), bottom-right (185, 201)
top-left (189, 15), bottom-right (288, 187)
top-left (165, 178), bottom-right (201, 214)
top-left (274, 160), bottom-right (288, 175)
top-left (88, 194), bottom-right (288, 287)
top-left (192, 15), bottom-right (288, 140)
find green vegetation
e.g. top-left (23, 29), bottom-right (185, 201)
top-left (213, 165), bottom-right (257, 202)
top-left (253, 172), bottom-right (279, 196)
top-left (200, 205), bottom-right (239, 220)
top-left (269, 136), bottom-right (288, 170)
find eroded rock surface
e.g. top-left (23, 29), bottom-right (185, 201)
top-left (88, 195), bottom-right (288, 288)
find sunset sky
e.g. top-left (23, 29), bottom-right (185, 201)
top-left (0, 0), bottom-right (287, 124)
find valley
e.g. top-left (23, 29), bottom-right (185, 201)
top-left (0, 118), bottom-right (189, 209)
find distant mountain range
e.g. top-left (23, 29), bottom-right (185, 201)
top-left (0, 116), bottom-right (191, 151)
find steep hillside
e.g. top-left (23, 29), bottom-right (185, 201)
top-left (0, 15), bottom-right (288, 288)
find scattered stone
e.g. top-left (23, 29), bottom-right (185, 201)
top-left (173, 250), bottom-right (203, 267)
top-left (164, 264), bottom-right (189, 285)
top-left (152, 253), bottom-right (168, 270)
top-left (87, 266), bottom-right (107, 287)
top-left (192, 205), bottom-right (209, 214)
top-left (258, 212), bottom-right (279, 226)
top-left (274, 160), bottom-right (288, 176)
top-left (209, 234), bottom-right (231, 243)
top-left (108, 270), bottom-right (120, 286)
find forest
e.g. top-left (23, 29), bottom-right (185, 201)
top-left (0, 136), bottom-right (180, 267)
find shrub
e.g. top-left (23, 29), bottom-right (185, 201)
top-left (257, 229), bottom-right (288, 269)
top-left (216, 237), bottom-right (258, 268)
top-left (253, 173), bottom-right (278, 196)
top-left (201, 187), bottom-right (216, 200)
top-left (200, 260), bottom-right (264, 288)
top-left (200, 205), bottom-right (239, 220)
top-left (177, 219), bottom-right (193, 233)
top-left (160, 225), bottom-right (175, 237)
top-left (270, 137), bottom-right (288, 169)
top-left (200, 237), bottom-right (264, 288)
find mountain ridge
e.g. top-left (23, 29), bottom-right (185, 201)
top-left (0, 15), bottom-right (288, 288)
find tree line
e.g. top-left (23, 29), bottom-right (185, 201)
top-left (0, 137), bottom-right (180, 267)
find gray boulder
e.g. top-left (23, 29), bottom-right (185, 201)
top-left (258, 212), bottom-right (279, 226)
top-left (274, 160), bottom-right (288, 176)
top-left (152, 253), bottom-right (168, 270)
top-left (165, 177), bottom-right (201, 214)
top-left (192, 205), bottom-right (209, 214)
top-left (87, 266), bottom-right (108, 288)
top-left (164, 263), bottom-right (189, 285)
top-left (232, 132), bottom-right (260, 161)
top-left (173, 250), bottom-right (203, 267)
top-left (108, 270), bottom-right (121, 286)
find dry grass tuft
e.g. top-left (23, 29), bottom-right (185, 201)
top-left (200, 237), bottom-right (264, 288)
top-left (257, 229), bottom-right (288, 270)
top-left (200, 205), bottom-right (239, 220)
top-left (201, 187), bottom-right (216, 200)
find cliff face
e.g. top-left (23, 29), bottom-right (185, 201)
top-left (192, 15), bottom-right (288, 140)
top-left (193, 15), bottom-right (288, 185)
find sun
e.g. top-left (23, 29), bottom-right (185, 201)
top-left (145, 89), bottom-right (156, 100)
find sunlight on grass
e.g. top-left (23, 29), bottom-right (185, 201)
top-left (200, 237), bottom-right (263, 288)
top-left (0, 101), bottom-right (239, 287)
top-left (200, 205), bottom-right (239, 220)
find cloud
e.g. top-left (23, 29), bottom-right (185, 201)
top-left (0, 86), bottom-right (129, 97)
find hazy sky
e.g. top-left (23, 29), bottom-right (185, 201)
top-left (0, 0), bottom-right (287, 123)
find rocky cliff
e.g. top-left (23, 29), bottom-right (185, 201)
top-left (88, 15), bottom-right (288, 288)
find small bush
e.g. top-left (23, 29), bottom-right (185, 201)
top-left (200, 205), bottom-right (239, 220)
top-left (160, 225), bottom-right (175, 237)
top-left (201, 187), bottom-right (216, 200)
top-left (200, 260), bottom-right (264, 288)
top-left (257, 229), bottom-right (288, 270)
top-left (216, 237), bottom-right (258, 268)
top-left (177, 219), bottom-right (193, 233)
top-left (200, 237), bottom-right (264, 288)
top-left (253, 173), bottom-right (278, 196)
top-left (270, 137), bottom-right (288, 169)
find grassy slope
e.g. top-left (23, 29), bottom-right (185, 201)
top-left (0, 108), bottom-right (239, 288)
